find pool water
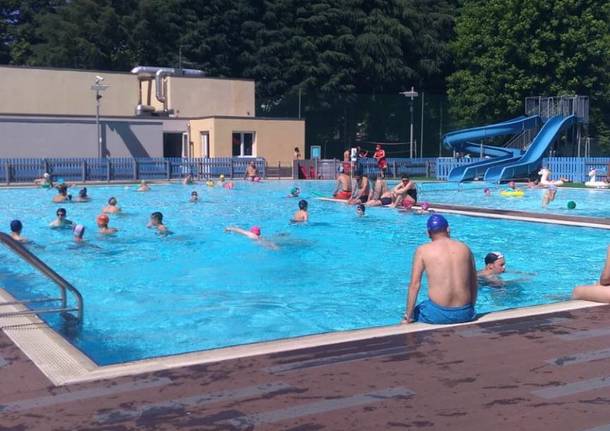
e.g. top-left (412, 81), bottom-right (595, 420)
top-left (0, 180), bottom-right (606, 365)
top-left (418, 181), bottom-right (610, 217)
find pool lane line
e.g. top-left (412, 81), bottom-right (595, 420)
top-left (531, 375), bottom-right (610, 400)
top-left (222, 387), bottom-right (415, 428)
top-left (0, 376), bottom-right (172, 414)
top-left (95, 381), bottom-right (293, 425)
top-left (555, 327), bottom-right (610, 341)
top-left (546, 348), bottom-right (610, 367)
top-left (264, 345), bottom-right (412, 374)
top-left (455, 317), bottom-right (571, 338)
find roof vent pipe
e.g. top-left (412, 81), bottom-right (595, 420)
top-left (130, 66), bottom-right (205, 113)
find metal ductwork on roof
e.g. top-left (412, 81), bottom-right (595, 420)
top-left (131, 66), bottom-right (205, 116)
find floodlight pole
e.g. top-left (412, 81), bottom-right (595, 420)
top-left (91, 78), bottom-right (110, 158)
top-left (400, 87), bottom-right (418, 159)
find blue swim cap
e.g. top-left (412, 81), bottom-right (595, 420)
top-left (10, 219), bottom-right (22, 233)
top-left (427, 214), bottom-right (448, 233)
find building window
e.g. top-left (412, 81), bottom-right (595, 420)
top-left (232, 132), bottom-right (255, 157)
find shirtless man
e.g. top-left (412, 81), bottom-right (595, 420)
top-left (53, 184), bottom-right (71, 203)
top-left (293, 200), bottom-right (309, 222)
top-left (391, 175), bottom-right (417, 207)
top-left (103, 197), bottom-right (121, 214)
top-left (224, 225), bottom-right (278, 250)
top-left (147, 211), bottom-right (168, 234)
top-left (477, 252), bottom-right (506, 287)
top-left (74, 187), bottom-right (90, 203)
top-left (572, 245), bottom-right (610, 303)
top-left (402, 214), bottom-right (477, 324)
top-left (332, 168), bottom-right (352, 200)
top-left (190, 191), bottom-right (199, 202)
top-left (96, 214), bottom-right (118, 235)
top-left (10, 220), bottom-right (28, 243)
top-left (49, 208), bottom-right (73, 229)
top-left (348, 174), bottom-right (370, 204)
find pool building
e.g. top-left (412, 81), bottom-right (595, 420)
top-left (0, 65), bottom-right (304, 164)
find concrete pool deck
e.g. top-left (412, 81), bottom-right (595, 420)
top-left (2, 303), bottom-right (610, 430)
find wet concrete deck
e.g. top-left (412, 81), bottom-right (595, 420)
top-left (2, 305), bottom-right (610, 430)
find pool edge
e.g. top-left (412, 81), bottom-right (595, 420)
top-left (0, 287), bottom-right (604, 386)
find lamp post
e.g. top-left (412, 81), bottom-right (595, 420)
top-left (91, 76), bottom-right (109, 158)
top-left (400, 86), bottom-right (418, 158)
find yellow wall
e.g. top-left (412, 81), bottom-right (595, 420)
top-left (0, 66), bottom-right (255, 118)
top-left (189, 118), bottom-right (304, 164)
top-left (0, 67), bottom-right (137, 116)
top-left (168, 77), bottom-right (255, 118)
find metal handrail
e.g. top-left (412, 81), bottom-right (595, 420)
top-left (0, 232), bottom-right (83, 323)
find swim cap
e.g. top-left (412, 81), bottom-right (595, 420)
top-left (567, 201), bottom-right (576, 209)
top-left (290, 187), bottom-right (300, 196)
top-left (427, 214), bottom-right (449, 233)
top-left (356, 204), bottom-right (365, 213)
top-left (96, 214), bottom-right (109, 225)
top-left (485, 252), bottom-right (504, 265)
top-left (250, 226), bottom-right (261, 236)
top-left (421, 202), bottom-right (430, 211)
top-left (10, 220), bottom-right (22, 233)
top-left (219, 174), bottom-right (225, 180)
top-left (483, 188), bottom-right (490, 193)
top-left (43, 172), bottom-right (50, 178)
top-left (73, 224), bottom-right (85, 238)
top-left (298, 199), bottom-right (308, 210)
top-left (108, 197), bottom-right (117, 204)
top-left (224, 182), bottom-right (234, 189)
top-left (151, 211), bottom-right (163, 222)
top-left (79, 188), bottom-right (87, 198)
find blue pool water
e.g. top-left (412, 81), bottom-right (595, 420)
top-left (418, 181), bottom-right (610, 217)
top-left (0, 180), bottom-right (606, 365)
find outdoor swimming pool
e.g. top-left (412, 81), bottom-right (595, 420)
top-left (418, 181), bottom-right (610, 217)
top-left (0, 180), bottom-right (606, 365)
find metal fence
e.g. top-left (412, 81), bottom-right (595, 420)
top-left (0, 157), bottom-right (267, 184)
top-left (437, 156), bottom-right (610, 183)
top-left (294, 158), bottom-right (436, 180)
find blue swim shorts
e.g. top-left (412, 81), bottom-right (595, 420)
top-left (413, 299), bottom-right (476, 324)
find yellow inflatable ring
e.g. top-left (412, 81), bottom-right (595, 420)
top-left (500, 190), bottom-right (524, 197)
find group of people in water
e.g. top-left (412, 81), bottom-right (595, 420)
top-left (13, 163), bottom-right (610, 325)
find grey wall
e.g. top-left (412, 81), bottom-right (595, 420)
top-left (0, 116), bottom-right (163, 157)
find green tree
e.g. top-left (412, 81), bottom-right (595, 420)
top-left (448, 0), bottom-right (610, 148)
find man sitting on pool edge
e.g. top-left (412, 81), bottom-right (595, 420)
top-left (572, 245), bottom-right (610, 303)
top-left (402, 214), bottom-right (478, 325)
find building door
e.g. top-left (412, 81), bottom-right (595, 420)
top-left (200, 131), bottom-right (210, 158)
top-left (163, 132), bottom-right (183, 157)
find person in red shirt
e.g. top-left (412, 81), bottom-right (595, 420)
top-left (373, 144), bottom-right (387, 177)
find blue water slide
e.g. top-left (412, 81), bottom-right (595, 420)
top-left (483, 115), bottom-right (576, 183)
top-left (443, 116), bottom-right (541, 182)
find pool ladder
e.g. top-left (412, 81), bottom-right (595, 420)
top-left (0, 232), bottom-right (83, 324)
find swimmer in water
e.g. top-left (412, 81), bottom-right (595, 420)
top-left (137, 180), bottom-right (150, 192)
top-left (288, 187), bottom-right (301, 198)
top-left (103, 197), bottom-right (121, 214)
top-left (72, 224), bottom-right (87, 243)
top-left (477, 252), bottom-right (506, 287)
top-left (74, 187), bottom-right (90, 203)
top-left (96, 214), bottom-right (118, 235)
top-left (147, 211), bottom-right (168, 234)
top-left (190, 191), bottom-right (199, 202)
top-left (183, 174), bottom-right (194, 185)
top-left (542, 184), bottom-right (557, 208)
top-left (49, 208), bottom-right (73, 229)
top-left (293, 200), bottom-right (309, 222)
top-left (35, 172), bottom-right (53, 188)
top-left (356, 203), bottom-right (365, 216)
top-left (224, 225), bottom-right (278, 249)
top-left (219, 174), bottom-right (226, 183)
top-left (10, 220), bottom-right (28, 243)
top-left (53, 184), bottom-right (72, 203)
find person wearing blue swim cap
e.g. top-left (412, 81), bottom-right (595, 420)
top-left (402, 214), bottom-right (478, 325)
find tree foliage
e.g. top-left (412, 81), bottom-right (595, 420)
top-left (448, 0), bottom-right (610, 146)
